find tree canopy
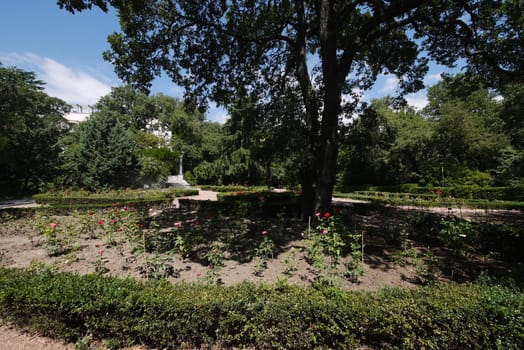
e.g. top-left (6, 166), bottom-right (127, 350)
top-left (58, 0), bottom-right (523, 216)
top-left (0, 63), bottom-right (71, 194)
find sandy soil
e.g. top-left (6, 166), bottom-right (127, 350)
top-left (0, 325), bottom-right (74, 350)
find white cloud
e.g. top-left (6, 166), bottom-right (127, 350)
top-left (380, 76), bottom-right (399, 94)
top-left (405, 92), bottom-right (428, 110)
top-left (205, 104), bottom-right (229, 124)
top-left (424, 72), bottom-right (443, 85)
top-left (0, 52), bottom-right (113, 105)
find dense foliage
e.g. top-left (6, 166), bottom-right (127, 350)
top-left (60, 110), bottom-right (138, 190)
top-left (338, 76), bottom-right (524, 189)
top-left (33, 188), bottom-right (197, 208)
top-left (58, 0), bottom-right (524, 217)
top-left (0, 268), bottom-right (522, 349)
top-left (0, 63), bottom-right (71, 194)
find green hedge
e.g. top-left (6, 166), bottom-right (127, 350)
top-left (0, 268), bottom-right (522, 349)
top-left (198, 185), bottom-right (268, 192)
top-left (336, 185), bottom-right (524, 201)
top-left (334, 191), bottom-right (524, 210)
top-left (216, 190), bottom-right (298, 203)
top-left (216, 190), bottom-right (301, 217)
top-left (33, 188), bottom-right (198, 207)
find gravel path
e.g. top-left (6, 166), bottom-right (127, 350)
top-left (0, 198), bottom-right (40, 209)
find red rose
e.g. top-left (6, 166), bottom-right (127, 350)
top-left (324, 212), bottom-right (330, 218)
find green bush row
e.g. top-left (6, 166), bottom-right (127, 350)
top-left (198, 185), bottom-right (267, 192)
top-left (33, 188), bottom-right (198, 206)
top-left (216, 190), bottom-right (301, 217)
top-left (216, 190), bottom-right (298, 203)
top-left (337, 185), bottom-right (524, 201)
top-left (334, 192), bottom-right (524, 210)
top-left (0, 268), bottom-right (522, 349)
top-left (421, 185), bottom-right (524, 201)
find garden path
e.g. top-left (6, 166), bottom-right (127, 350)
top-left (0, 325), bottom-right (74, 350)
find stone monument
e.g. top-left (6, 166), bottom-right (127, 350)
top-left (167, 152), bottom-right (189, 187)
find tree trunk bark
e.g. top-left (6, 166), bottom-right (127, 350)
top-left (294, 0), bottom-right (321, 220)
top-left (265, 161), bottom-right (272, 189)
top-left (314, 0), bottom-right (341, 214)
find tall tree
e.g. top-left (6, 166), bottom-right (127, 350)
top-left (61, 111), bottom-right (138, 190)
top-left (424, 74), bottom-right (509, 183)
top-left (95, 85), bottom-right (158, 131)
top-left (0, 63), bottom-right (71, 194)
top-left (339, 98), bottom-right (435, 187)
top-left (58, 0), bottom-right (523, 217)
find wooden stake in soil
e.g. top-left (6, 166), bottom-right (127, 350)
top-left (361, 230), bottom-right (365, 264)
top-left (143, 230), bottom-right (148, 280)
top-left (308, 216), bottom-right (311, 239)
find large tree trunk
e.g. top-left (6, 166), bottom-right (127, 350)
top-left (294, 0), bottom-right (321, 220)
top-left (314, 0), bottom-right (341, 214)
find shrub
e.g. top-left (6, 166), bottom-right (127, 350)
top-left (217, 190), bottom-right (300, 217)
top-left (33, 188), bottom-right (198, 207)
top-left (0, 268), bottom-right (522, 349)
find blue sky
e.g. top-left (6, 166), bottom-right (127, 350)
top-left (1, 0), bottom-right (456, 123)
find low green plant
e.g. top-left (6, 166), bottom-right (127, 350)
top-left (304, 234), bottom-right (325, 270)
top-left (92, 248), bottom-right (109, 275)
top-left (173, 233), bottom-right (191, 259)
top-left (252, 231), bottom-right (275, 277)
top-left (314, 212), bottom-right (346, 266)
top-left (205, 241), bottom-right (224, 283)
top-left (74, 334), bottom-right (92, 350)
top-left (439, 216), bottom-right (473, 253)
top-left (252, 257), bottom-right (267, 277)
top-left (344, 260), bottom-right (364, 283)
top-left (139, 253), bottom-right (172, 280)
top-left (255, 233), bottom-right (274, 260)
top-left (33, 213), bottom-right (71, 256)
top-left (0, 212), bottom-right (15, 223)
top-left (283, 248), bottom-right (298, 277)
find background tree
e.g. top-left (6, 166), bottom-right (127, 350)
top-left (338, 98), bottom-right (435, 188)
top-left (95, 85), bottom-right (158, 131)
top-left (424, 74), bottom-right (509, 185)
top-left (92, 87), bottom-right (226, 186)
top-left (0, 63), bottom-right (71, 194)
top-left (61, 111), bottom-right (138, 190)
top-left (58, 0), bottom-right (523, 216)
top-left (497, 82), bottom-right (524, 184)
top-left (202, 87), bottom-right (307, 188)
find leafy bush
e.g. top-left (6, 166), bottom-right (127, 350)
top-left (334, 189), bottom-right (524, 210)
top-left (217, 190), bottom-right (301, 217)
top-left (33, 188), bottom-right (198, 207)
top-left (336, 185), bottom-right (524, 201)
top-left (199, 185), bottom-right (259, 192)
top-left (0, 268), bottom-right (522, 349)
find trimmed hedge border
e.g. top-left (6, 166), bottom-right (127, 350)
top-left (333, 191), bottom-right (524, 210)
top-left (0, 268), bottom-right (522, 349)
top-left (336, 185), bottom-right (524, 201)
top-left (198, 185), bottom-right (269, 192)
top-left (216, 190), bottom-right (301, 217)
top-left (33, 188), bottom-right (198, 207)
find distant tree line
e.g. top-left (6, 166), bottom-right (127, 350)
top-left (1, 63), bottom-right (522, 196)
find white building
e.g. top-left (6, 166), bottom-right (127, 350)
top-left (65, 105), bottom-right (94, 123)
